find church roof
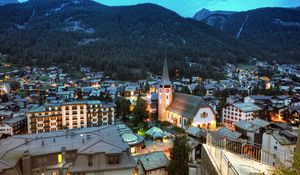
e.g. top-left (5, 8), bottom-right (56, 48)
top-left (166, 93), bottom-right (209, 119)
top-left (160, 58), bottom-right (172, 86)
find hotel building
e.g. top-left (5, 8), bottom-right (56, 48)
top-left (26, 100), bottom-right (115, 134)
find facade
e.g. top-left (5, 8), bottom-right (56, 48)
top-left (0, 115), bottom-right (27, 136)
top-left (234, 118), bottom-right (271, 144)
top-left (158, 59), bottom-right (216, 129)
top-left (26, 100), bottom-right (115, 134)
top-left (0, 125), bottom-right (137, 175)
top-left (222, 102), bottom-right (262, 125)
top-left (262, 129), bottom-right (296, 167)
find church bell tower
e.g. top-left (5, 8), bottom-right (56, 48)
top-left (158, 58), bottom-right (173, 121)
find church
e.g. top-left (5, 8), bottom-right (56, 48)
top-left (158, 59), bottom-right (216, 130)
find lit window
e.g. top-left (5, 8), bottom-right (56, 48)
top-left (51, 171), bottom-right (57, 175)
top-left (58, 154), bottom-right (62, 164)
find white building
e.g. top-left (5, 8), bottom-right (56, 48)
top-left (222, 102), bottom-right (262, 125)
top-left (262, 129), bottom-right (296, 167)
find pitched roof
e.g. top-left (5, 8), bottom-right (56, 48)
top-left (166, 93), bottom-right (209, 119)
top-left (134, 151), bottom-right (169, 171)
top-left (160, 58), bottom-right (172, 86)
top-left (235, 119), bottom-right (271, 132)
top-left (215, 127), bottom-right (242, 139)
top-left (233, 103), bottom-right (262, 112)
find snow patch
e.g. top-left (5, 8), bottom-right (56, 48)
top-left (274, 18), bottom-right (300, 27)
top-left (236, 15), bottom-right (249, 39)
top-left (78, 38), bottom-right (99, 46)
top-left (63, 19), bottom-right (95, 34)
top-left (53, 3), bottom-right (69, 12)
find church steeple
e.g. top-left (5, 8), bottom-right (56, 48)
top-left (160, 58), bottom-right (172, 86)
top-left (158, 58), bottom-right (173, 122)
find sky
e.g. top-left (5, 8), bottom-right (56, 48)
top-left (18, 0), bottom-right (300, 17)
top-left (95, 0), bottom-right (300, 17)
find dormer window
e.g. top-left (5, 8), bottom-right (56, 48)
top-left (107, 155), bottom-right (120, 165)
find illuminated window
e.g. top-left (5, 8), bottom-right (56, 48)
top-left (51, 171), bottom-right (57, 175)
top-left (58, 154), bottom-right (62, 164)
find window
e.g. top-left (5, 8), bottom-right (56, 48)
top-left (201, 112), bottom-right (208, 118)
top-left (88, 155), bottom-right (93, 166)
top-left (51, 172), bottom-right (57, 175)
top-left (107, 155), bottom-right (120, 164)
top-left (58, 154), bottom-right (62, 164)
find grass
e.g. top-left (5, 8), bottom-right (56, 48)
top-left (137, 129), bottom-right (146, 136)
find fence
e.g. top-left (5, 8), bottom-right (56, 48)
top-left (206, 132), bottom-right (294, 167)
top-left (205, 143), bottom-right (239, 175)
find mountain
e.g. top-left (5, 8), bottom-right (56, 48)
top-left (0, 0), bottom-right (18, 6)
top-left (196, 7), bottom-right (300, 63)
top-left (0, 0), bottom-right (265, 80)
top-left (193, 8), bottom-right (236, 21)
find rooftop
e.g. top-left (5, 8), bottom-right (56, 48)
top-left (0, 126), bottom-right (130, 172)
top-left (235, 119), bottom-right (271, 132)
top-left (233, 102), bottom-right (262, 112)
top-left (133, 151), bottom-right (169, 171)
top-left (215, 127), bottom-right (242, 139)
top-left (167, 93), bottom-right (209, 119)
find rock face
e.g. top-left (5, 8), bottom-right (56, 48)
top-left (193, 8), bottom-right (236, 21)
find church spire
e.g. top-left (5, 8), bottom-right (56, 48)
top-left (160, 58), bottom-right (172, 86)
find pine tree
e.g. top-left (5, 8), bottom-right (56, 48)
top-left (168, 135), bottom-right (190, 175)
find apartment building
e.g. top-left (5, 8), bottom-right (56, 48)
top-left (26, 100), bottom-right (115, 134)
top-left (0, 115), bottom-right (27, 136)
top-left (222, 102), bottom-right (262, 125)
top-left (0, 126), bottom-right (137, 175)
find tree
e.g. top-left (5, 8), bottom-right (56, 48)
top-left (168, 135), bottom-right (190, 175)
top-left (180, 86), bottom-right (191, 94)
top-left (193, 84), bottom-right (206, 96)
top-left (144, 80), bottom-right (150, 92)
top-left (133, 97), bottom-right (148, 125)
top-left (273, 152), bottom-right (300, 175)
top-left (116, 97), bottom-right (131, 119)
top-left (9, 81), bottom-right (20, 92)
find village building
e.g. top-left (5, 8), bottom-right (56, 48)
top-left (0, 125), bottom-right (137, 175)
top-left (222, 102), bottom-right (262, 125)
top-left (158, 59), bottom-right (216, 130)
top-left (0, 115), bottom-right (27, 136)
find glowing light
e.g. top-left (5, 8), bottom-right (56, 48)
top-left (58, 154), bottom-right (62, 164)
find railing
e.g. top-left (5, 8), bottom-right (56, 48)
top-left (209, 132), bottom-right (262, 161)
top-left (205, 143), bottom-right (239, 175)
top-left (207, 132), bottom-right (294, 167)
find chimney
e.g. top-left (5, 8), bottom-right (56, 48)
top-left (61, 147), bottom-right (66, 164)
top-left (22, 151), bottom-right (32, 175)
top-left (87, 134), bottom-right (91, 140)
